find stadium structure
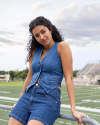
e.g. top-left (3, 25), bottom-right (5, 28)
top-left (0, 74), bottom-right (10, 82)
top-left (73, 61), bottom-right (100, 85)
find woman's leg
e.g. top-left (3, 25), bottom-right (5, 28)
top-left (27, 120), bottom-right (44, 125)
top-left (8, 117), bottom-right (24, 125)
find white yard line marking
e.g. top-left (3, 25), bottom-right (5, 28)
top-left (0, 91), bottom-right (10, 93)
top-left (82, 112), bottom-right (100, 116)
top-left (0, 99), bottom-right (17, 103)
top-left (75, 99), bottom-right (100, 105)
top-left (82, 99), bottom-right (100, 103)
top-left (96, 107), bottom-right (100, 108)
top-left (0, 109), bottom-right (8, 111)
top-left (60, 108), bottom-right (73, 112)
top-left (75, 102), bottom-right (89, 104)
top-left (61, 90), bottom-right (99, 95)
top-left (0, 109), bottom-right (11, 113)
top-left (76, 91), bottom-right (100, 95)
top-left (74, 87), bottom-right (81, 88)
top-left (75, 90), bottom-right (99, 92)
top-left (60, 109), bottom-right (100, 116)
top-left (61, 95), bottom-right (68, 97)
top-left (58, 121), bottom-right (64, 123)
top-left (0, 119), bottom-right (9, 122)
top-left (61, 95), bottom-right (100, 101)
top-left (61, 92), bottom-right (99, 97)
top-left (65, 123), bottom-right (72, 125)
top-left (61, 104), bottom-right (100, 113)
top-left (4, 110), bottom-right (8, 111)
top-left (61, 92), bottom-right (67, 94)
top-left (0, 96), bottom-right (18, 101)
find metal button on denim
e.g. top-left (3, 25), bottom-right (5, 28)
top-left (40, 82), bottom-right (42, 84)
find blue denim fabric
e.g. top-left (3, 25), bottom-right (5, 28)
top-left (9, 41), bottom-right (64, 125)
top-left (9, 83), bottom-right (61, 125)
top-left (26, 42), bottom-right (64, 93)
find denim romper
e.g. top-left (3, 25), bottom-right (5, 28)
top-left (9, 42), bottom-right (64, 125)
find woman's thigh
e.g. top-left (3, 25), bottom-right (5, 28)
top-left (27, 120), bottom-right (44, 125)
top-left (8, 92), bottom-right (31, 125)
top-left (8, 117), bottom-right (24, 125)
top-left (28, 86), bottom-right (61, 125)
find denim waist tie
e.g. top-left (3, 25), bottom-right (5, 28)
top-left (25, 42), bottom-right (64, 93)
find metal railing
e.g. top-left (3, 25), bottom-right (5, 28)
top-left (0, 104), bottom-right (100, 125)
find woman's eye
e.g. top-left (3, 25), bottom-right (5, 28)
top-left (35, 35), bottom-right (39, 38)
top-left (42, 31), bottom-right (45, 33)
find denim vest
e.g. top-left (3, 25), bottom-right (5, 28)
top-left (25, 42), bottom-right (64, 93)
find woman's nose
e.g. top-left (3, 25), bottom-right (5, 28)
top-left (40, 34), bottom-right (44, 39)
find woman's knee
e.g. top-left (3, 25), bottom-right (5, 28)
top-left (8, 117), bottom-right (24, 125)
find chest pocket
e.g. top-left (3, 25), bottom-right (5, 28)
top-left (47, 76), bottom-right (61, 82)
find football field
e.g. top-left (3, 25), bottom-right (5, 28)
top-left (0, 82), bottom-right (100, 125)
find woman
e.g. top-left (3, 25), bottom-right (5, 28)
top-left (8, 16), bottom-right (89, 125)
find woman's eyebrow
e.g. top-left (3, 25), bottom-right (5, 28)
top-left (34, 28), bottom-right (45, 35)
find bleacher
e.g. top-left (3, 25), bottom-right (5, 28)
top-left (77, 63), bottom-right (100, 76)
top-left (77, 64), bottom-right (94, 75)
top-left (87, 64), bottom-right (100, 75)
top-left (75, 61), bottom-right (100, 85)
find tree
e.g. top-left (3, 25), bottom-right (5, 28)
top-left (0, 70), bottom-right (8, 75)
top-left (24, 67), bottom-right (29, 74)
top-left (14, 69), bottom-right (19, 80)
top-left (73, 70), bottom-right (79, 77)
top-left (19, 71), bottom-right (27, 81)
top-left (9, 70), bottom-right (15, 81)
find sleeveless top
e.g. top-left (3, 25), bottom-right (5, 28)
top-left (25, 42), bottom-right (64, 93)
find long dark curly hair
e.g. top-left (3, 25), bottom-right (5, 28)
top-left (26, 16), bottom-right (64, 63)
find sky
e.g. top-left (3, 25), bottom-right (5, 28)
top-left (0, 0), bottom-right (100, 71)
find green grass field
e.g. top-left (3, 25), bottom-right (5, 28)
top-left (0, 82), bottom-right (100, 125)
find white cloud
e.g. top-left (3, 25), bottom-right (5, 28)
top-left (55, 3), bottom-right (79, 20)
top-left (52, 2), bottom-right (100, 46)
top-left (0, 31), bottom-right (14, 35)
top-left (78, 2), bottom-right (100, 24)
top-left (0, 37), bottom-right (24, 46)
top-left (0, 45), bottom-right (28, 71)
top-left (20, 22), bottom-right (29, 29)
top-left (31, 2), bottom-right (50, 11)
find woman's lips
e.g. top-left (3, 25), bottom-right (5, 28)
top-left (42, 39), bottom-right (47, 43)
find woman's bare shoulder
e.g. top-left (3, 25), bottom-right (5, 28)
top-left (57, 41), bottom-right (70, 56)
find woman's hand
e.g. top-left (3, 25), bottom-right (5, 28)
top-left (72, 110), bottom-right (89, 125)
top-left (11, 104), bottom-right (16, 111)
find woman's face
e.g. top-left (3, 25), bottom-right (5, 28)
top-left (32, 25), bottom-right (53, 45)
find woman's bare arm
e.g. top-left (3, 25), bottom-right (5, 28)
top-left (58, 41), bottom-right (89, 124)
top-left (19, 48), bottom-right (36, 98)
top-left (58, 41), bottom-right (76, 112)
